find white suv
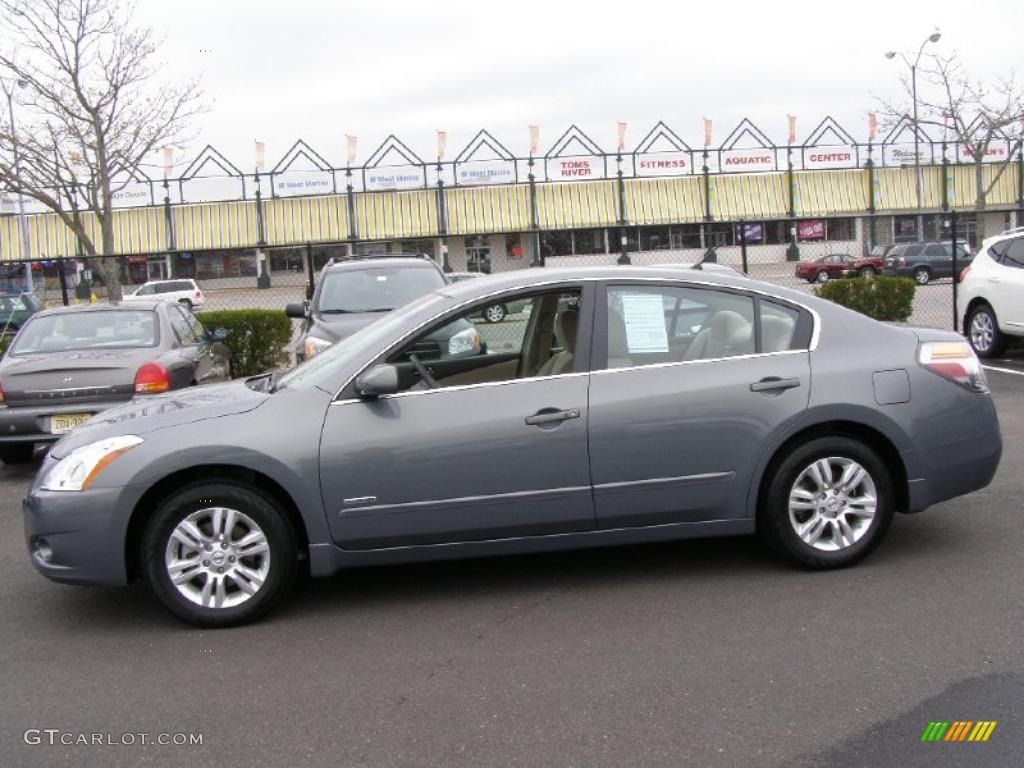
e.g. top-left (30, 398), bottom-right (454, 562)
top-left (958, 229), bottom-right (1024, 357)
top-left (123, 279), bottom-right (205, 309)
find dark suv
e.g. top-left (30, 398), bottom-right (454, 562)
top-left (882, 241), bottom-right (972, 285)
top-left (286, 254), bottom-right (476, 362)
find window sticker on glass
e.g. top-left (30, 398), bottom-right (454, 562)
top-left (621, 293), bottom-right (669, 353)
top-left (376, 275), bottom-right (388, 282)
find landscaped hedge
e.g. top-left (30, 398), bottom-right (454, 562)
top-left (814, 276), bottom-right (916, 322)
top-left (0, 334), bottom-right (11, 357)
top-left (197, 309), bottom-right (292, 378)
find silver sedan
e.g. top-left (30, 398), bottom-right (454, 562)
top-left (24, 266), bottom-right (1001, 626)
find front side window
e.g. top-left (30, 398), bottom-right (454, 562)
top-left (385, 289), bottom-right (582, 393)
top-left (316, 266), bottom-right (445, 313)
top-left (11, 311), bottom-right (158, 355)
top-left (135, 284), bottom-right (156, 295)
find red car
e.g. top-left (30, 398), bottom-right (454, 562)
top-left (848, 244), bottom-right (894, 278)
top-left (794, 253), bottom-right (856, 283)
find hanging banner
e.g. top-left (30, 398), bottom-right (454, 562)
top-left (180, 176), bottom-right (246, 203)
top-left (272, 170), bottom-right (334, 197)
top-left (546, 157), bottom-right (604, 180)
top-left (720, 147), bottom-right (776, 172)
top-left (0, 191), bottom-right (56, 214)
top-left (734, 223), bottom-right (765, 243)
top-left (797, 220), bottom-right (826, 240)
top-left (455, 160), bottom-right (516, 186)
top-left (110, 181), bottom-right (154, 208)
top-left (803, 147), bottom-right (858, 170)
top-left (634, 151), bottom-right (692, 176)
top-left (364, 165), bottom-right (426, 191)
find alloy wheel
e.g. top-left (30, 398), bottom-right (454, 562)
top-left (970, 311), bottom-right (995, 354)
top-left (164, 507), bottom-right (271, 609)
top-left (484, 305), bottom-right (506, 323)
top-left (788, 457), bottom-right (877, 552)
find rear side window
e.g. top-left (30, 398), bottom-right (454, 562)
top-left (901, 244), bottom-right (925, 258)
top-left (923, 244), bottom-right (946, 258)
top-left (760, 301), bottom-right (802, 352)
top-left (1003, 238), bottom-right (1024, 269)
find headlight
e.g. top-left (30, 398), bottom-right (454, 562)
top-left (40, 435), bottom-right (144, 492)
top-left (303, 335), bottom-right (333, 359)
top-left (448, 327), bottom-right (481, 356)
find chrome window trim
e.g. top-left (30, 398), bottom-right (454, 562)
top-left (333, 275), bottom-right (820, 399)
top-left (331, 370), bottom-right (589, 405)
top-left (592, 348), bottom-right (808, 377)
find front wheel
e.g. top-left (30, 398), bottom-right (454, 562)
top-left (141, 482), bottom-right (298, 627)
top-left (859, 266), bottom-right (876, 278)
top-left (967, 304), bottom-right (1006, 358)
top-left (759, 436), bottom-right (894, 569)
top-left (914, 267), bottom-right (931, 285)
top-left (483, 304), bottom-right (507, 323)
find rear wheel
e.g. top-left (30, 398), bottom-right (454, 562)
top-left (141, 482), bottom-right (298, 627)
top-left (914, 266), bottom-right (931, 285)
top-left (759, 436), bottom-right (894, 569)
top-left (0, 444), bottom-right (35, 464)
top-left (967, 304), bottom-right (1006, 358)
top-left (483, 304), bottom-right (507, 323)
top-left (815, 270), bottom-right (829, 284)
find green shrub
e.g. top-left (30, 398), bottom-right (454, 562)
top-left (0, 334), bottom-right (11, 357)
top-left (814, 276), bottom-right (915, 322)
top-left (197, 309), bottom-right (292, 378)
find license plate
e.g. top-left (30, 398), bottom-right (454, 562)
top-left (50, 413), bottom-right (92, 434)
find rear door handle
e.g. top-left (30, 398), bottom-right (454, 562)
top-left (525, 408), bottom-right (580, 426)
top-left (750, 377), bottom-right (801, 393)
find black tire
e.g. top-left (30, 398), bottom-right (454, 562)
top-left (483, 304), bottom-right (507, 323)
top-left (966, 303), bottom-right (1007, 359)
top-left (0, 444), bottom-right (35, 465)
top-left (815, 270), bottom-right (829, 284)
top-left (178, 298), bottom-right (193, 310)
top-left (141, 481), bottom-right (298, 627)
top-left (913, 266), bottom-right (931, 285)
top-left (758, 436), bottom-right (894, 569)
top-left (859, 266), bottom-right (876, 278)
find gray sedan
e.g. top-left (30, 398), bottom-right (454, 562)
top-left (23, 266), bottom-right (1001, 627)
top-left (0, 301), bottom-right (230, 464)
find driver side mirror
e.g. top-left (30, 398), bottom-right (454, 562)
top-left (285, 302), bottom-right (308, 319)
top-left (354, 364), bottom-right (399, 398)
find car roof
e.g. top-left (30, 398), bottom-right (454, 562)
top-left (33, 300), bottom-right (167, 318)
top-left (324, 256), bottom-right (439, 273)
top-left (140, 278), bottom-right (195, 284)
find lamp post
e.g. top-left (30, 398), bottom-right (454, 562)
top-left (254, 141), bottom-right (270, 288)
top-left (2, 78), bottom-right (32, 291)
top-left (161, 146), bottom-right (176, 278)
top-left (885, 30), bottom-right (941, 239)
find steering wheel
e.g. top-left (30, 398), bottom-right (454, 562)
top-left (408, 353), bottom-right (439, 389)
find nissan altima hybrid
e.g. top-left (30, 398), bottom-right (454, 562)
top-left (24, 266), bottom-right (1001, 627)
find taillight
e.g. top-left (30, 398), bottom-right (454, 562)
top-left (958, 266), bottom-right (971, 283)
top-left (0, 380), bottom-right (5, 403)
top-left (195, 291), bottom-right (202, 298)
top-left (918, 341), bottom-right (988, 392)
top-left (134, 363), bottom-right (170, 394)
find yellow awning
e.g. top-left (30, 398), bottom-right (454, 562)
top-left (624, 177), bottom-right (704, 225)
top-left (535, 181), bottom-right (618, 230)
top-left (794, 170), bottom-right (869, 216)
top-left (264, 196), bottom-right (348, 246)
top-left (710, 173), bottom-right (788, 220)
top-left (355, 190), bottom-right (438, 241)
top-left (447, 184), bottom-right (531, 235)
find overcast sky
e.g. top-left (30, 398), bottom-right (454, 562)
top-left (135, 0), bottom-right (1023, 169)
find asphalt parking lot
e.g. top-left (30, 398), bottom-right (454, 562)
top-left (0, 368), bottom-right (1022, 768)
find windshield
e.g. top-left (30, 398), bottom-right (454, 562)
top-left (316, 266), bottom-right (445, 313)
top-left (11, 310), bottom-right (159, 355)
top-left (277, 292), bottom-right (444, 392)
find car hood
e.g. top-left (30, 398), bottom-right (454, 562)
top-left (307, 312), bottom-right (384, 343)
top-left (48, 379), bottom-right (269, 459)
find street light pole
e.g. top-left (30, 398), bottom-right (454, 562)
top-left (3, 79), bottom-right (33, 291)
top-left (886, 30), bottom-right (941, 241)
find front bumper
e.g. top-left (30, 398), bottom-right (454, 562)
top-left (23, 484), bottom-right (132, 586)
top-left (0, 399), bottom-right (128, 445)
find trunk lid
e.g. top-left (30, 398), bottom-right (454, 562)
top-left (0, 349), bottom-right (148, 406)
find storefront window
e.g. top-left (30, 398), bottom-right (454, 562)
top-left (826, 218), bottom-right (856, 241)
top-left (270, 251), bottom-right (305, 273)
top-left (639, 226), bottom-right (672, 251)
top-left (466, 235), bottom-right (491, 273)
top-left (541, 231), bottom-right (573, 257)
top-left (573, 229), bottom-right (605, 255)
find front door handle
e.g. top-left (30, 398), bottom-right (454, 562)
top-left (525, 408), bottom-right (581, 426)
top-left (750, 377), bottom-right (801, 393)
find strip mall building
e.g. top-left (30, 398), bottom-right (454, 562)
top-left (1, 119), bottom-right (1021, 282)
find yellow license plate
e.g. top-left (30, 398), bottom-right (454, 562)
top-left (50, 413), bottom-right (92, 434)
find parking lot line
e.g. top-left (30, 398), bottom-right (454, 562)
top-left (982, 365), bottom-right (1024, 377)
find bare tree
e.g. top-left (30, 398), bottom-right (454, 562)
top-left (877, 52), bottom-right (1024, 211)
top-left (0, 0), bottom-right (203, 300)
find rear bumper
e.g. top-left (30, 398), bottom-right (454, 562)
top-left (0, 399), bottom-right (128, 444)
top-left (903, 398), bottom-right (1002, 513)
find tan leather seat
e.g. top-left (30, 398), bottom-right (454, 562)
top-left (606, 308), bottom-right (632, 369)
top-left (683, 310), bottom-right (752, 361)
top-left (761, 314), bottom-right (795, 352)
top-left (537, 309), bottom-right (579, 376)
